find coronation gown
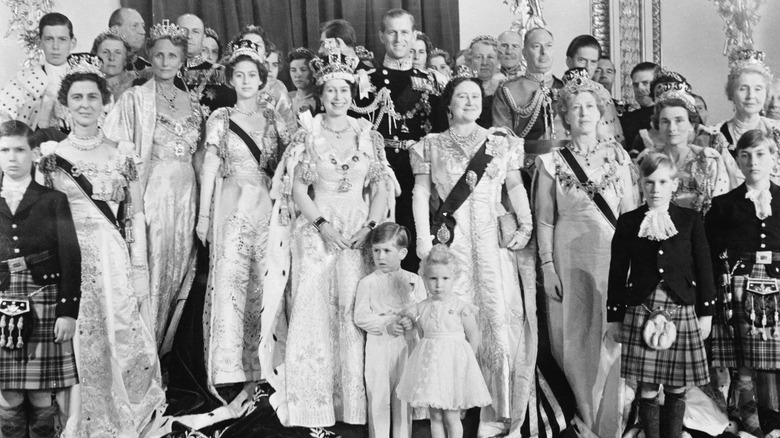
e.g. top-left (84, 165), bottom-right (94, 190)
top-left (201, 107), bottom-right (287, 399)
top-left (637, 144), bottom-right (730, 214)
top-left (39, 141), bottom-right (165, 438)
top-left (104, 79), bottom-right (201, 348)
top-left (409, 127), bottom-right (537, 432)
top-left (535, 142), bottom-right (638, 438)
top-left (259, 115), bottom-right (396, 427)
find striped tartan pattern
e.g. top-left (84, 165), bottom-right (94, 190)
top-left (716, 264), bottom-right (780, 369)
top-left (620, 283), bottom-right (710, 387)
top-left (0, 270), bottom-right (78, 390)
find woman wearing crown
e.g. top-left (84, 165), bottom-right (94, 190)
top-left (195, 39), bottom-right (288, 404)
top-left (409, 70), bottom-right (536, 436)
top-left (635, 78), bottom-right (730, 215)
top-left (91, 28), bottom-right (137, 101)
top-left (259, 46), bottom-right (396, 428)
top-left (702, 50), bottom-right (780, 186)
top-left (535, 74), bottom-right (638, 437)
top-left (104, 20), bottom-right (203, 351)
top-left (37, 54), bottom-right (165, 437)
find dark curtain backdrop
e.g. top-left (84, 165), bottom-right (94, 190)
top-left (121, 0), bottom-right (460, 63)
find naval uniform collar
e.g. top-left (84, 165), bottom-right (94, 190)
top-left (383, 55), bottom-right (413, 71)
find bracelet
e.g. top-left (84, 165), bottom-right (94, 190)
top-left (313, 216), bottom-right (328, 231)
top-left (540, 260), bottom-right (553, 266)
top-left (363, 220), bottom-right (378, 230)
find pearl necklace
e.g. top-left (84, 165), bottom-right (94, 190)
top-left (731, 117), bottom-right (761, 139)
top-left (68, 130), bottom-right (104, 151)
top-left (567, 142), bottom-right (601, 166)
top-left (321, 120), bottom-right (351, 139)
top-left (233, 105), bottom-right (259, 116)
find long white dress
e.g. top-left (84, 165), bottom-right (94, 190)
top-left (259, 115), bottom-right (396, 427)
top-left (409, 127), bottom-right (536, 431)
top-left (535, 142), bottom-right (638, 438)
top-left (39, 141), bottom-right (165, 438)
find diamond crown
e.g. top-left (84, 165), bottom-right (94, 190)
top-left (729, 48), bottom-right (772, 78)
top-left (310, 38), bottom-right (358, 85)
top-left (149, 19), bottom-right (187, 41)
top-left (66, 53), bottom-right (104, 77)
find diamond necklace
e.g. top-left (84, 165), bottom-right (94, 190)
top-left (68, 129), bottom-right (104, 151)
top-left (448, 125), bottom-right (481, 149)
top-left (567, 142), bottom-right (601, 166)
top-left (321, 120), bottom-right (351, 139)
top-left (156, 83), bottom-right (178, 112)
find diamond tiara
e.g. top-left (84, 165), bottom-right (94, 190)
top-left (149, 19), bottom-right (187, 41)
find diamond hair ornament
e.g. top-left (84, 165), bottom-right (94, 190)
top-left (66, 52), bottom-right (105, 77)
top-left (453, 64), bottom-right (476, 80)
top-left (149, 19), bottom-right (187, 41)
top-left (469, 34), bottom-right (498, 48)
top-left (227, 39), bottom-right (263, 64)
top-left (310, 38), bottom-right (359, 85)
top-left (559, 68), bottom-right (600, 100)
top-left (655, 82), bottom-right (697, 113)
top-left (728, 48), bottom-right (772, 79)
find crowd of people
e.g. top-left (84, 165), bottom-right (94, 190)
top-left (0, 4), bottom-right (780, 438)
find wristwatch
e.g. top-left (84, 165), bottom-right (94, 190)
top-left (364, 220), bottom-right (378, 230)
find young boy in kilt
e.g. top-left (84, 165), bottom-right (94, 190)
top-left (705, 129), bottom-right (780, 437)
top-left (606, 152), bottom-right (715, 438)
top-left (0, 120), bottom-right (80, 438)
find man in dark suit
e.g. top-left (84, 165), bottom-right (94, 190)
top-left (0, 120), bottom-right (80, 438)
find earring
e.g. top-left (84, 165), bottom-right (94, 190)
top-left (64, 110), bottom-right (73, 129)
top-left (177, 70), bottom-right (183, 78)
top-left (98, 112), bottom-right (106, 127)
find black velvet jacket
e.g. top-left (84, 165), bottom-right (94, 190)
top-left (0, 178), bottom-right (81, 318)
top-left (607, 204), bottom-right (716, 322)
top-left (705, 183), bottom-right (780, 278)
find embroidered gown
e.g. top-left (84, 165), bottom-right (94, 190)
top-left (201, 107), bottom-right (287, 398)
top-left (259, 115), bottom-right (396, 427)
top-left (409, 128), bottom-right (536, 429)
top-left (104, 80), bottom-right (202, 348)
top-left (636, 144), bottom-right (730, 214)
top-left (39, 141), bottom-right (165, 438)
top-left (535, 143), bottom-right (638, 438)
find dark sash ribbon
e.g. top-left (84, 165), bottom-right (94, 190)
top-left (55, 155), bottom-right (126, 237)
top-left (229, 119), bottom-right (276, 177)
top-left (558, 147), bottom-right (617, 228)
top-left (431, 138), bottom-right (495, 245)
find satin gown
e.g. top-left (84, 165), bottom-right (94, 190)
top-left (144, 112), bottom-right (199, 345)
top-left (535, 143), bottom-right (638, 438)
top-left (201, 108), bottom-right (286, 397)
top-left (40, 141), bottom-right (165, 438)
top-left (410, 128), bottom-right (536, 430)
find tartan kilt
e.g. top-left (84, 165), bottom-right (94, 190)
top-left (0, 270), bottom-right (78, 390)
top-left (719, 263), bottom-right (780, 369)
top-left (620, 283), bottom-right (710, 387)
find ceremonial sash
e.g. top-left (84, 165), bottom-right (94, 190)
top-left (229, 120), bottom-right (265, 167)
top-left (558, 147), bottom-right (617, 228)
top-left (55, 155), bottom-right (126, 237)
top-left (431, 138), bottom-right (494, 245)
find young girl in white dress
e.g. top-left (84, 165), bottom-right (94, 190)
top-left (396, 244), bottom-right (491, 438)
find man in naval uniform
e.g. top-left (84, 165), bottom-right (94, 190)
top-left (174, 14), bottom-right (229, 114)
top-left (353, 8), bottom-right (447, 271)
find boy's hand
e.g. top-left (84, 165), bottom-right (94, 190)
top-left (385, 320), bottom-right (404, 336)
top-left (54, 317), bottom-right (76, 343)
top-left (399, 316), bottom-right (413, 331)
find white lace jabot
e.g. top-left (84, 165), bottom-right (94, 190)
top-left (745, 186), bottom-right (773, 220)
top-left (0, 175), bottom-right (31, 214)
top-left (638, 208), bottom-right (678, 241)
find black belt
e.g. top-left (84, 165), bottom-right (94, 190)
top-left (728, 250), bottom-right (780, 264)
top-left (0, 250), bottom-right (54, 273)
